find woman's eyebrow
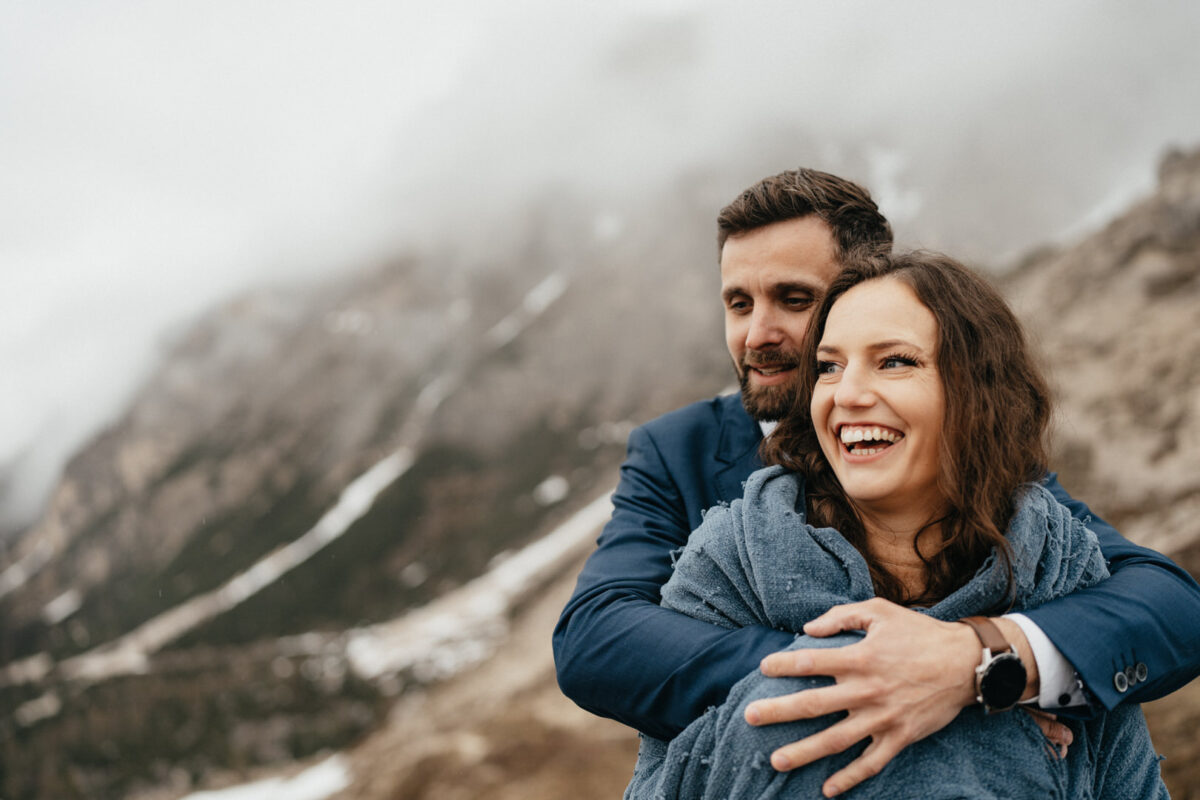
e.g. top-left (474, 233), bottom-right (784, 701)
top-left (816, 339), bottom-right (929, 356)
top-left (866, 339), bottom-right (923, 353)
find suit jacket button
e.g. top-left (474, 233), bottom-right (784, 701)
top-left (1125, 665), bottom-right (1138, 683)
top-left (1135, 662), bottom-right (1149, 683)
top-left (1114, 671), bottom-right (1129, 693)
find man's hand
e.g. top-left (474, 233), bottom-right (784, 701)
top-left (1023, 708), bottom-right (1073, 759)
top-left (743, 598), bottom-right (1030, 797)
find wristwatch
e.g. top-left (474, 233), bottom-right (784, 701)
top-left (960, 616), bottom-right (1026, 713)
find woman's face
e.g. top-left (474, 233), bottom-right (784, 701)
top-left (811, 278), bottom-right (946, 519)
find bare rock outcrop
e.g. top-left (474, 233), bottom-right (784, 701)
top-left (1006, 146), bottom-right (1200, 568)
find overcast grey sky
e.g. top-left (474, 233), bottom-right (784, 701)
top-left (3, 0), bottom-right (1200, 525)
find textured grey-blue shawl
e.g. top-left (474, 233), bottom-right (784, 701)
top-left (624, 466), bottom-right (1167, 800)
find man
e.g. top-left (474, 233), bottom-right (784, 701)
top-left (553, 168), bottom-right (1200, 797)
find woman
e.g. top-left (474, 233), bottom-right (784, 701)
top-left (625, 251), bottom-right (1167, 799)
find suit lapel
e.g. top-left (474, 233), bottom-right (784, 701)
top-left (713, 395), bottom-right (764, 503)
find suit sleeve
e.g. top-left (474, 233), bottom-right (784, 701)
top-left (552, 424), bottom-right (794, 740)
top-left (1023, 472), bottom-right (1200, 711)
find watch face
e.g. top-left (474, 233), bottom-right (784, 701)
top-left (980, 652), bottom-right (1026, 711)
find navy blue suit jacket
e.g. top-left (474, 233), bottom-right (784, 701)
top-left (553, 393), bottom-right (1200, 740)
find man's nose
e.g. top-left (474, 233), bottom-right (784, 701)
top-left (745, 308), bottom-right (784, 350)
top-left (834, 364), bottom-right (876, 408)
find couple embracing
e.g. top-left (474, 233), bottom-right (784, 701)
top-left (555, 169), bottom-right (1200, 797)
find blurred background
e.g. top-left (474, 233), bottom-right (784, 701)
top-left (2, 1), bottom-right (1199, 797)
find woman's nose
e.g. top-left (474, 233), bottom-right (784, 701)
top-left (834, 364), bottom-right (876, 407)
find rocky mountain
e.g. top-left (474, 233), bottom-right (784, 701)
top-left (1006, 146), bottom-right (1200, 574)
top-left (0, 173), bottom-right (739, 798)
top-left (357, 146), bottom-right (1200, 800)
top-left (1, 149), bottom-right (1198, 799)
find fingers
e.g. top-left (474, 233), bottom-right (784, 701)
top-left (802, 598), bottom-right (887, 637)
top-left (770, 711), bottom-right (1075, 797)
top-left (759, 649), bottom-right (815, 676)
top-left (744, 684), bottom-right (864, 726)
top-left (818, 737), bottom-right (905, 798)
top-left (769, 722), bottom-right (906, 798)
top-left (1024, 708), bottom-right (1073, 758)
top-left (768, 715), bottom-right (876, 773)
top-left (750, 599), bottom-right (981, 795)
top-left (759, 645), bottom-right (862, 678)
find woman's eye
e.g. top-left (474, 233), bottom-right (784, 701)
top-left (816, 361), bottom-right (841, 375)
top-left (882, 356), bottom-right (917, 369)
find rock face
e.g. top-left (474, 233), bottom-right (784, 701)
top-left (0, 181), bottom-right (732, 670)
top-left (364, 147), bottom-right (1200, 800)
top-left (1004, 150), bottom-right (1200, 797)
top-left (1, 150), bottom-right (1199, 799)
top-left (1005, 146), bottom-right (1200, 569)
top-left (0, 178), bottom-right (736, 799)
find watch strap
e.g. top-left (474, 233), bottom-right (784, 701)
top-left (960, 615), bottom-right (1012, 656)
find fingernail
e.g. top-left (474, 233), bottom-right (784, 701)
top-left (824, 784), bottom-right (840, 797)
top-left (745, 705), bottom-right (760, 725)
top-left (771, 753), bottom-right (790, 771)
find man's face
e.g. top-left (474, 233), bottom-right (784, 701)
top-left (720, 216), bottom-right (841, 420)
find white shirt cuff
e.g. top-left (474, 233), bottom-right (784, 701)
top-left (1004, 613), bottom-right (1086, 708)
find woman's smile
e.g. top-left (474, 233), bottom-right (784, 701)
top-left (837, 423), bottom-right (905, 456)
top-left (811, 277), bottom-right (946, 520)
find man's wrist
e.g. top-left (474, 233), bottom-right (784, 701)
top-left (947, 620), bottom-right (985, 709)
top-left (1003, 612), bottom-right (1086, 708)
top-left (991, 616), bottom-right (1039, 701)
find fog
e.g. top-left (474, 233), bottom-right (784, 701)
top-left (3, 0), bottom-right (1200, 527)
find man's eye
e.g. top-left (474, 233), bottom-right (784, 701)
top-left (784, 295), bottom-right (813, 309)
top-left (727, 299), bottom-right (750, 313)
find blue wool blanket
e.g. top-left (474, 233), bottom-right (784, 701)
top-left (625, 466), bottom-right (1167, 800)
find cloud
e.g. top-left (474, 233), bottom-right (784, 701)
top-left (2, 0), bottom-right (1199, 525)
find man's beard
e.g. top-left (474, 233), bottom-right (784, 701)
top-left (736, 350), bottom-right (802, 421)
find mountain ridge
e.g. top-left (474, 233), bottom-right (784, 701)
top-left (2, 150), bottom-right (1199, 798)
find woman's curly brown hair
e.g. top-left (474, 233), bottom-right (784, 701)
top-left (761, 250), bottom-right (1052, 606)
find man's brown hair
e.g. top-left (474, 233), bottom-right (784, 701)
top-left (761, 250), bottom-right (1051, 606)
top-left (717, 168), bottom-right (893, 258)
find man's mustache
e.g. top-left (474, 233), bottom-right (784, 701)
top-left (741, 350), bottom-right (801, 370)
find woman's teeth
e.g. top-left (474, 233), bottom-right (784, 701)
top-left (839, 426), bottom-right (902, 444)
top-left (839, 426), bottom-right (903, 454)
